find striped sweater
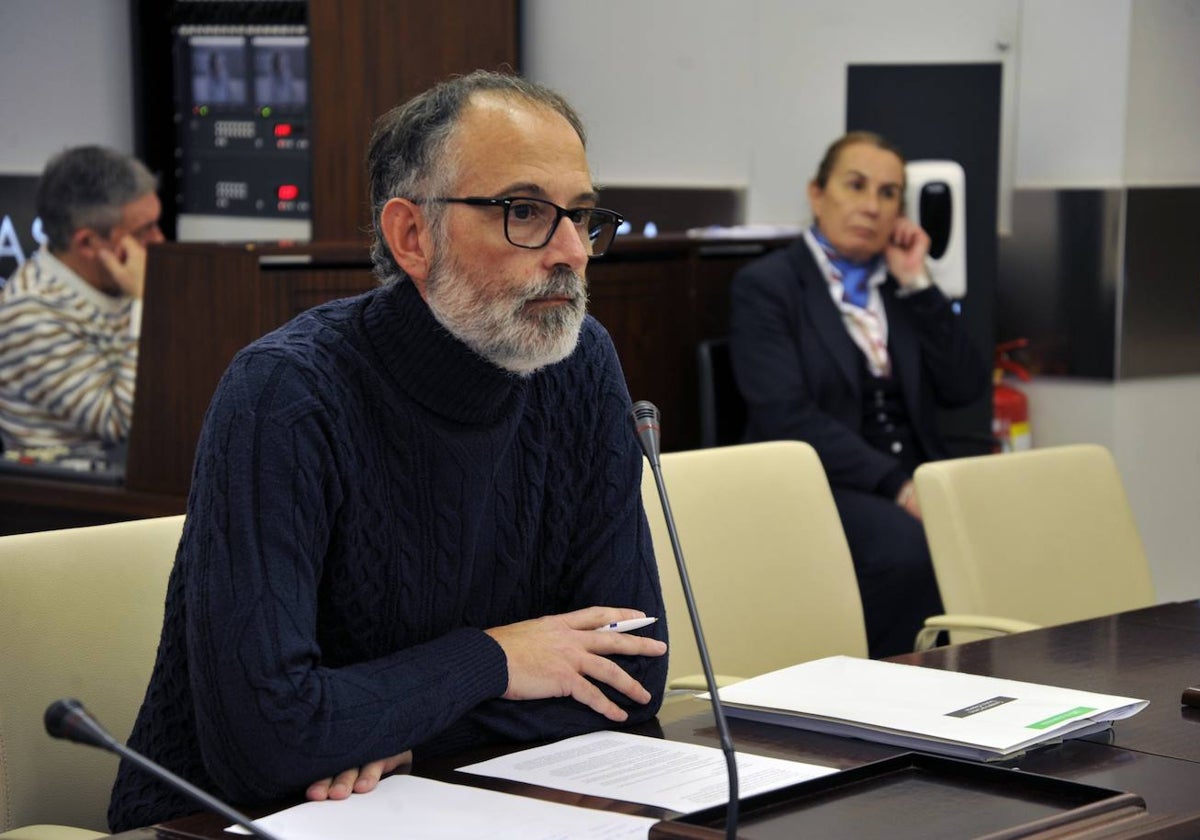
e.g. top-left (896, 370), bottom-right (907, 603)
top-left (0, 249), bottom-right (140, 449)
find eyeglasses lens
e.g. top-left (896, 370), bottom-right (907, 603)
top-left (503, 199), bottom-right (618, 256)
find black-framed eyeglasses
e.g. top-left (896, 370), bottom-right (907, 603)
top-left (412, 196), bottom-right (624, 257)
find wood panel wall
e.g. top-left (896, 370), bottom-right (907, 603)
top-left (0, 236), bottom-right (792, 531)
top-left (308, 0), bottom-right (520, 242)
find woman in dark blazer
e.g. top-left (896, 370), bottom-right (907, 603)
top-left (730, 131), bottom-right (989, 658)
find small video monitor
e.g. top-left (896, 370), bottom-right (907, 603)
top-left (171, 21), bottom-right (312, 239)
top-left (189, 36), bottom-right (248, 107)
top-left (252, 36), bottom-right (309, 110)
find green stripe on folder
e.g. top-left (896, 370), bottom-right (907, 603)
top-left (1027, 706), bottom-right (1097, 730)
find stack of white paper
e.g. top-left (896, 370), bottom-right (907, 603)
top-left (711, 655), bottom-right (1148, 761)
top-left (458, 730), bottom-right (836, 811)
top-left (227, 774), bottom-right (658, 839)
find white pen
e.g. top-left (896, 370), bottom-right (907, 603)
top-left (594, 617), bottom-right (658, 633)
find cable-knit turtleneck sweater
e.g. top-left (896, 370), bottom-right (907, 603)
top-left (108, 279), bottom-right (667, 831)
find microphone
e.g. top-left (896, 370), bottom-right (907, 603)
top-left (45, 699), bottom-right (285, 840)
top-left (631, 399), bottom-right (662, 467)
top-left (631, 400), bottom-right (739, 840)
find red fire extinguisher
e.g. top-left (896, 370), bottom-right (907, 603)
top-left (993, 339), bottom-right (1032, 453)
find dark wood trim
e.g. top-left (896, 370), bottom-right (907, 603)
top-left (2, 235), bottom-right (790, 532)
top-left (308, 0), bottom-right (520, 243)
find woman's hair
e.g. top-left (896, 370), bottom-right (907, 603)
top-left (366, 69), bottom-right (587, 285)
top-left (811, 130), bottom-right (907, 189)
top-left (36, 146), bottom-right (157, 252)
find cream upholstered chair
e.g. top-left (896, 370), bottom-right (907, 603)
top-left (641, 441), bottom-right (868, 690)
top-left (913, 444), bottom-right (1155, 650)
top-left (0, 515), bottom-right (184, 839)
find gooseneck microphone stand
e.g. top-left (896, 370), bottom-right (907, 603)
top-left (631, 400), bottom-right (740, 840)
top-left (45, 698), bottom-right (286, 840)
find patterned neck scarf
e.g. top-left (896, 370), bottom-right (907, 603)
top-left (804, 226), bottom-right (892, 377)
top-left (810, 225), bottom-right (883, 310)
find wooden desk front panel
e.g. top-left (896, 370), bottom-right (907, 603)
top-left (129, 241), bottom-right (779, 498)
top-left (127, 246), bottom-right (273, 497)
top-left (588, 252), bottom-right (697, 452)
top-left (588, 238), bottom-right (785, 452)
top-left (128, 249), bottom-right (379, 498)
top-left (280, 266), bottom-right (378, 321)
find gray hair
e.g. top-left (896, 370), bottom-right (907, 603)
top-left (367, 70), bottom-right (587, 285)
top-left (36, 146), bottom-right (158, 252)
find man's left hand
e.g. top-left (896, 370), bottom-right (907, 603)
top-left (305, 750), bottom-right (412, 801)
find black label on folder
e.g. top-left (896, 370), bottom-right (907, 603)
top-left (946, 696), bottom-right (1017, 718)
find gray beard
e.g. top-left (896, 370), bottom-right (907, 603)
top-left (424, 261), bottom-right (587, 376)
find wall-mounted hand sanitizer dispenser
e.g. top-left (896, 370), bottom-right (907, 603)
top-left (905, 160), bottom-right (966, 299)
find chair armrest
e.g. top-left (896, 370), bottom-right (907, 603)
top-left (667, 673), bottom-right (745, 692)
top-left (0, 826), bottom-right (108, 840)
top-left (914, 614), bottom-right (1043, 651)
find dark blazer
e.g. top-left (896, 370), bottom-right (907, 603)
top-left (730, 238), bottom-right (988, 495)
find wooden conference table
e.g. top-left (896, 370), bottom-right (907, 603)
top-left (108, 600), bottom-right (1200, 838)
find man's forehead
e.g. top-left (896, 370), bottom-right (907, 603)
top-left (454, 97), bottom-right (583, 154)
top-left (120, 192), bottom-right (162, 226)
top-left (450, 94), bottom-right (591, 193)
top-left (461, 90), bottom-right (576, 132)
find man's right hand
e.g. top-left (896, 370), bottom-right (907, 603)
top-left (484, 606), bottom-right (667, 722)
top-left (305, 750), bottom-right (412, 802)
top-left (97, 234), bottom-right (148, 299)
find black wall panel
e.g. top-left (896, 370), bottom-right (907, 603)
top-left (847, 63), bottom-right (1000, 450)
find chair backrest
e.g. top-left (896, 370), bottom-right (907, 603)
top-left (915, 444), bottom-right (1155, 628)
top-left (0, 515), bottom-right (184, 833)
top-left (697, 337), bottom-right (746, 448)
top-left (642, 441), bottom-right (868, 685)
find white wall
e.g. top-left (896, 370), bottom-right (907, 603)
top-left (1124, 0), bottom-right (1200, 185)
top-left (1011, 0), bottom-right (1200, 188)
top-left (1012, 0), bottom-right (1132, 187)
top-left (528, 0), bottom-right (1200, 203)
top-left (524, 0), bottom-right (1018, 225)
top-left (0, 0), bottom-right (134, 173)
top-left (523, 2), bottom-right (753, 191)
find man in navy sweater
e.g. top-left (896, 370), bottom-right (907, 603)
top-left (109, 71), bottom-right (668, 831)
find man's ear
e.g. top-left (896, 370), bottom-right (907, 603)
top-left (69, 227), bottom-right (101, 259)
top-left (380, 198), bottom-right (434, 294)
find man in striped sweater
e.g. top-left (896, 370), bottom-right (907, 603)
top-left (0, 145), bottom-right (163, 450)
